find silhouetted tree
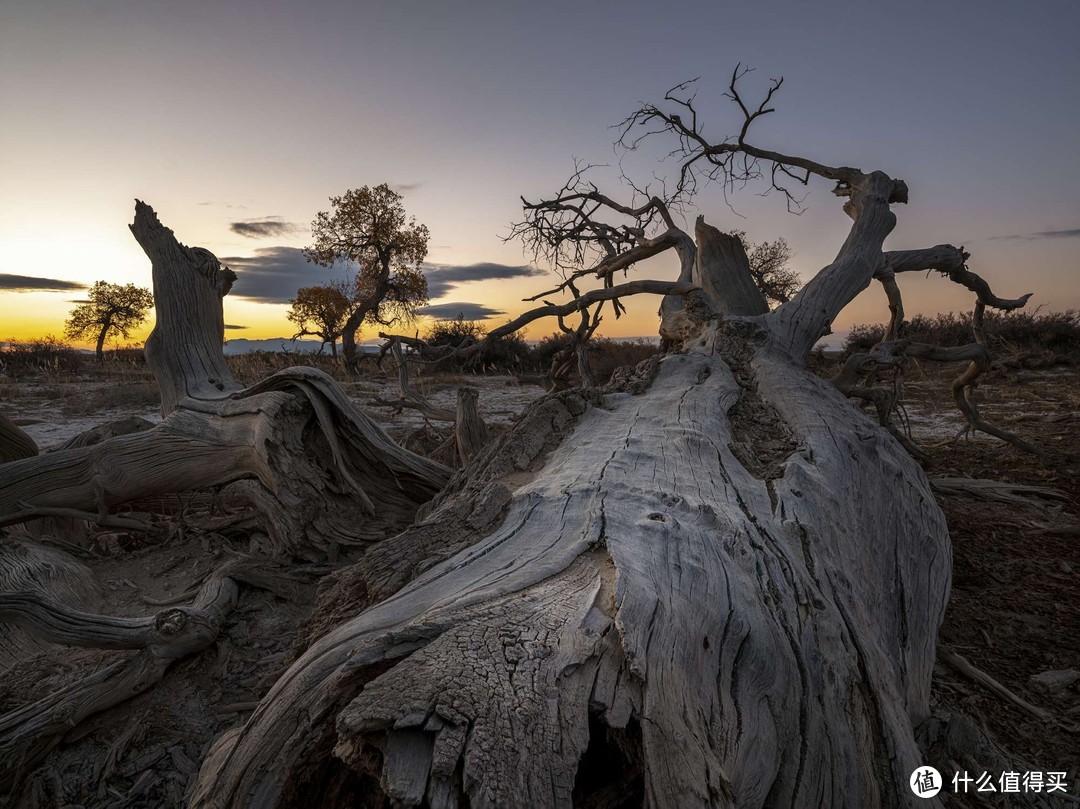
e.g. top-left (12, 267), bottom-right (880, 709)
top-left (304, 184), bottom-right (430, 367)
top-left (287, 282), bottom-right (351, 356)
top-left (64, 281), bottom-right (154, 361)
top-left (731, 230), bottom-right (801, 307)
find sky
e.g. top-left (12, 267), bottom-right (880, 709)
top-left (2, 0), bottom-right (1078, 348)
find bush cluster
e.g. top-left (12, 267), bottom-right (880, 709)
top-left (0, 336), bottom-right (82, 378)
top-left (843, 310), bottom-right (1080, 359)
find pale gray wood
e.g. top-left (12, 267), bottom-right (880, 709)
top-left (192, 333), bottom-right (951, 808)
top-left (693, 216), bottom-right (769, 316)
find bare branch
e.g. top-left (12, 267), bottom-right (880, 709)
top-left (879, 246), bottom-right (1033, 311)
top-left (508, 163), bottom-right (687, 283)
top-left (615, 71), bottom-right (897, 210)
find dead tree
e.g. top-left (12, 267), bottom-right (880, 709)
top-left (1, 70), bottom-right (1040, 808)
top-left (183, 71), bottom-right (1035, 808)
top-left (0, 202), bottom-right (451, 558)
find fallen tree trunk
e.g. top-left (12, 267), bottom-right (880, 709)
top-left (190, 169), bottom-right (961, 808)
top-left (192, 323), bottom-right (951, 808)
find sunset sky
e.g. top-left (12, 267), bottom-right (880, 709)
top-left (2, 0), bottom-right (1077, 349)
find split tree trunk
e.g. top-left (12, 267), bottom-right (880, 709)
top-left (0, 202), bottom-right (449, 557)
top-left (191, 171), bottom-right (954, 808)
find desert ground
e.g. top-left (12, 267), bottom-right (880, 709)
top-left (1, 348), bottom-right (1077, 807)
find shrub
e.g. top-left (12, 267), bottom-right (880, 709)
top-left (0, 336), bottom-right (82, 378)
top-left (842, 310), bottom-right (1080, 358)
top-left (426, 316), bottom-right (485, 348)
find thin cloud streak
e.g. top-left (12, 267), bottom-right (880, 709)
top-left (230, 217), bottom-right (302, 239)
top-left (989, 228), bottom-right (1080, 241)
top-left (424, 262), bottom-right (545, 298)
top-left (223, 249), bottom-right (546, 306)
top-left (0, 274), bottom-right (84, 292)
top-left (221, 247), bottom-right (348, 304)
top-left (416, 302), bottom-right (505, 320)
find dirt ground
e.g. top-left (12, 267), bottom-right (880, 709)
top-left (1, 358), bottom-right (1078, 806)
top-left (898, 361), bottom-right (1080, 805)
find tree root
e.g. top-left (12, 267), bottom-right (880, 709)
top-left (929, 476), bottom-right (1067, 506)
top-left (0, 412), bottom-right (37, 463)
top-left (937, 649), bottom-right (1051, 722)
top-left (0, 576), bottom-right (238, 795)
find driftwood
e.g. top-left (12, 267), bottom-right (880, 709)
top-left (929, 476), bottom-right (1067, 505)
top-left (0, 570), bottom-right (238, 793)
top-left (370, 338), bottom-right (457, 421)
top-left (937, 649), bottom-right (1051, 722)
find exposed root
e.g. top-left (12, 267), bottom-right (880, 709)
top-left (0, 412), bottom-right (37, 463)
top-left (0, 576), bottom-right (238, 795)
top-left (937, 649), bottom-right (1051, 722)
top-left (929, 476), bottom-right (1067, 506)
top-left (0, 540), bottom-right (100, 663)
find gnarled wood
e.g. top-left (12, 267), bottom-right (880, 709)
top-left (693, 216), bottom-right (769, 316)
top-left (130, 200), bottom-right (241, 416)
top-left (0, 540), bottom-right (99, 664)
top-left (191, 323), bottom-right (950, 808)
top-left (0, 574), bottom-right (238, 795)
top-left (0, 412), bottom-right (37, 463)
top-left (0, 205), bottom-right (450, 556)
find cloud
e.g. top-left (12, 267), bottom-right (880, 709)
top-left (229, 217), bottom-right (302, 239)
top-left (391, 182), bottom-right (422, 194)
top-left (0, 274), bottom-right (84, 292)
top-left (221, 247), bottom-right (351, 304)
top-left (423, 262), bottom-right (545, 298)
top-left (224, 324), bottom-right (248, 330)
top-left (221, 252), bottom-right (547, 307)
top-left (416, 302), bottom-right (505, 321)
top-left (989, 228), bottom-right (1080, 242)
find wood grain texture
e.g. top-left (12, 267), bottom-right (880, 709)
top-left (192, 328), bottom-right (950, 808)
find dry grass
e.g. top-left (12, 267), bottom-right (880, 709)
top-left (844, 309), bottom-right (1080, 363)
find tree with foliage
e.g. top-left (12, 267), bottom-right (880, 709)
top-left (731, 230), bottom-right (801, 307)
top-left (287, 282), bottom-right (352, 356)
top-left (304, 184), bottom-right (430, 367)
top-left (64, 281), bottom-right (154, 361)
